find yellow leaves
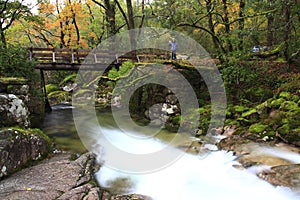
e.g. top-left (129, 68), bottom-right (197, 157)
top-left (88, 32), bottom-right (97, 39)
top-left (38, 2), bottom-right (55, 15)
top-left (32, 0), bottom-right (92, 48)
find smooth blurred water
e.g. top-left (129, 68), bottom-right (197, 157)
top-left (95, 127), bottom-right (300, 200)
top-left (41, 106), bottom-right (300, 199)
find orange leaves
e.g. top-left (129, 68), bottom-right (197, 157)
top-left (32, 0), bottom-right (90, 48)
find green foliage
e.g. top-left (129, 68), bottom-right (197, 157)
top-left (0, 45), bottom-right (37, 81)
top-left (45, 84), bottom-right (60, 94)
top-left (277, 73), bottom-right (300, 94)
top-left (108, 61), bottom-right (134, 80)
top-left (222, 63), bottom-right (257, 87)
top-left (48, 90), bottom-right (70, 103)
top-left (59, 74), bottom-right (77, 86)
top-left (249, 123), bottom-right (269, 134)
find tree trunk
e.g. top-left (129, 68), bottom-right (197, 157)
top-left (139, 0), bottom-right (145, 29)
top-left (222, 0), bottom-right (233, 52)
top-left (126, 0), bottom-right (136, 50)
top-left (0, 28), bottom-right (7, 48)
top-left (205, 0), bottom-right (218, 50)
top-left (267, 0), bottom-right (275, 46)
top-left (283, 2), bottom-right (291, 62)
top-left (56, 0), bottom-right (65, 48)
top-left (68, 0), bottom-right (80, 47)
top-left (238, 0), bottom-right (245, 50)
top-left (104, 0), bottom-right (117, 37)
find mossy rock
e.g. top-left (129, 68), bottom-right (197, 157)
top-left (237, 117), bottom-right (251, 126)
top-left (277, 124), bottom-right (290, 135)
top-left (224, 119), bottom-right (240, 127)
top-left (256, 101), bottom-right (269, 115)
top-left (45, 84), bottom-right (60, 95)
top-left (279, 101), bottom-right (298, 111)
top-left (241, 109), bottom-right (257, 118)
top-left (280, 109), bottom-right (300, 128)
top-left (233, 105), bottom-right (249, 113)
top-left (279, 92), bottom-right (291, 100)
top-left (249, 123), bottom-right (269, 134)
top-left (9, 127), bottom-right (52, 145)
top-left (262, 130), bottom-right (276, 138)
top-left (270, 98), bottom-right (285, 109)
top-left (291, 95), bottom-right (299, 103)
top-left (277, 126), bottom-right (300, 146)
top-left (0, 77), bottom-right (28, 85)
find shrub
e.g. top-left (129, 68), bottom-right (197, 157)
top-left (0, 45), bottom-right (37, 81)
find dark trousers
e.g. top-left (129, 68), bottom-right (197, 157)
top-left (171, 51), bottom-right (176, 60)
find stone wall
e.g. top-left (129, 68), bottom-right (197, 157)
top-left (0, 77), bottom-right (44, 128)
top-left (0, 128), bottom-right (50, 179)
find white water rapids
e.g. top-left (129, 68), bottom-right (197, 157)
top-left (93, 127), bottom-right (300, 200)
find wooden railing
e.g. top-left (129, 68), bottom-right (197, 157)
top-left (29, 47), bottom-right (169, 70)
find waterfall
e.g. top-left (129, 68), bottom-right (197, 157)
top-left (94, 127), bottom-right (300, 200)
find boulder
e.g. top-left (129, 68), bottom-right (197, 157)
top-left (0, 94), bottom-right (30, 127)
top-left (0, 128), bottom-right (50, 179)
top-left (111, 194), bottom-right (152, 200)
top-left (258, 164), bottom-right (300, 188)
top-left (0, 152), bottom-right (101, 200)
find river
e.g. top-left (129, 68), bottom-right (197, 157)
top-left (42, 105), bottom-right (300, 200)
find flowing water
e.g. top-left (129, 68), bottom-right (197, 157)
top-left (42, 106), bottom-right (300, 200)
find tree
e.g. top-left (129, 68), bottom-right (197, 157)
top-left (92, 0), bottom-right (117, 37)
top-left (0, 0), bottom-right (32, 47)
top-left (29, 0), bottom-right (89, 48)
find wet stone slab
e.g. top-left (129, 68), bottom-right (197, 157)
top-left (0, 152), bottom-right (101, 200)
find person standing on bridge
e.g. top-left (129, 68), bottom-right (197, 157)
top-left (169, 38), bottom-right (177, 60)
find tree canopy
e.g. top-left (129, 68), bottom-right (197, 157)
top-left (0, 0), bottom-right (299, 62)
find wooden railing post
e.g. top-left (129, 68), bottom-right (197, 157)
top-left (115, 54), bottom-right (119, 63)
top-left (71, 49), bottom-right (75, 64)
top-left (29, 47), bottom-right (33, 61)
top-left (52, 48), bottom-right (56, 63)
top-left (94, 53), bottom-right (97, 63)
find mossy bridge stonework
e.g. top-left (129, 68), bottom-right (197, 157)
top-left (29, 47), bottom-right (170, 111)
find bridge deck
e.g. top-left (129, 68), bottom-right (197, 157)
top-left (29, 47), bottom-right (169, 71)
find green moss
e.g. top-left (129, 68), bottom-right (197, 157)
top-left (233, 105), bottom-right (249, 113)
top-left (291, 95), bottom-right (299, 103)
top-left (277, 124), bottom-right (290, 135)
top-left (279, 101), bottom-right (298, 111)
top-left (263, 130), bottom-right (276, 137)
top-left (45, 84), bottom-right (60, 94)
top-left (279, 92), bottom-right (291, 100)
top-left (237, 117), bottom-right (250, 126)
top-left (170, 115), bottom-right (181, 124)
top-left (0, 77), bottom-right (28, 85)
top-left (224, 119), bottom-right (240, 127)
top-left (59, 73), bottom-right (77, 86)
top-left (241, 109), bottom-right (257, 118)
top-left (281, 109), bottom-right (300, 128)
top-left (249, 123), bottom-right (269, 134)
top-left (9, 127), bottom-right (51, 143)
top-left (270, 98), bottom-right (285, 109)
top-left (256, 101), bottom-right (269, 115)
top-left (73, 89), bottom-right (93, 98)
top-left (48, 90), bottom-right (69, 98)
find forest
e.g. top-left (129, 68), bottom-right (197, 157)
top-left (1, 1), bottom-right (300, 199)
top-left (0, 0), bottom-right (299, 60)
